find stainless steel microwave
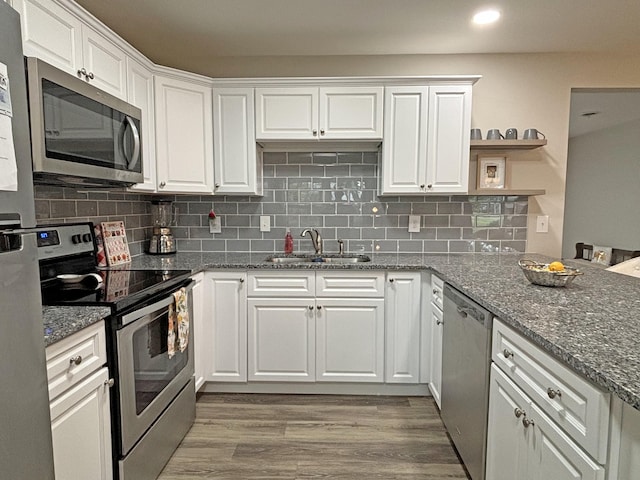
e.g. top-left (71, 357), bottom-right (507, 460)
top-left (26, 57), bottom-right (143, 187)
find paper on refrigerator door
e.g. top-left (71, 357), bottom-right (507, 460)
top-left (0, 62), bottom-right (17, 191)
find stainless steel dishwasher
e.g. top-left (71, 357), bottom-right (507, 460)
top-left (441, 284), bottom-right (492, 480)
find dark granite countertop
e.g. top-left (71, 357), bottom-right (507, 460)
top-left (48, 251), bottom-right (640, 411)
top-left (43, 306), bottom-right (111, 347)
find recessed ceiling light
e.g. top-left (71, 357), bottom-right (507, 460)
top-left (473, 9), bottom-right (501, 25)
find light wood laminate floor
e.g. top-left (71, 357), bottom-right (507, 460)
top-left (158, 393), bottom-right (469, 480)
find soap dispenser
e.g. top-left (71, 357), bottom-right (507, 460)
top-left (284, 228), bottom-right (294, 254)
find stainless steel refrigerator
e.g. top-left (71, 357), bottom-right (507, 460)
top-left (0, 2), bottom-right (55, 478)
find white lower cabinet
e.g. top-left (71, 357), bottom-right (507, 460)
top-left (248, 298), bottom-right (315, 381)
top-left (316, 298), bottom-right (385, 382)
top-left (385, 272), bottom-right (421, 384)
top-left (50, 367), bottom-right (112, 480)
top-left (191, 273), bottom-right (205, 390)
top-left (487, 365), bottom-right (605, 480)
top-left (204, 272), bottom-right (247, 382)
top-left (46, 320), bottom-right (112, 480)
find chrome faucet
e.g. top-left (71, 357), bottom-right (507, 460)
top-left (301, 228), bottom-right (323, 254)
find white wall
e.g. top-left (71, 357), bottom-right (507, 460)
top-left (203, 52), bottom-right (640, 256)
top-left (562, 118), bottom-right (640, 258)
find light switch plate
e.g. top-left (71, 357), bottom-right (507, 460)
top-left (536, 215), bottom-right (549, 233)
top-left (408, 215), bottom-right (421, 233)
top-left (260, 215), bottom-right (271, 232)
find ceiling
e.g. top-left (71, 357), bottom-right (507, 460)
top-left (75, 0), bottom-right (640, 77)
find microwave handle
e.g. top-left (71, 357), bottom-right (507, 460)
top-left (120, 116), bottom-right (141, 171)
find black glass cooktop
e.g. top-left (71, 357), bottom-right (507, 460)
top-left (41, 268), bottom-right (192, 314)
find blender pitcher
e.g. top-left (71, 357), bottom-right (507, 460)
top-left (148, 200), bottom-right (178, 254)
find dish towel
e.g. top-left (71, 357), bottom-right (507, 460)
top-left (168, 287), bottom-right (189, 359)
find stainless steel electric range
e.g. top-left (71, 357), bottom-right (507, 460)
top-left (37, 222), bottom-right (195, 480)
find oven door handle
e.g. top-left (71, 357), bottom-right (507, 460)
top-left (121, 280), bottom-right (194, 327)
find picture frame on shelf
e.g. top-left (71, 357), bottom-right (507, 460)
top-left (477, 155), bottom-right (507, 190)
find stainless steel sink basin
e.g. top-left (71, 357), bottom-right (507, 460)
top-left (265, 254), bottom-right (371, 264)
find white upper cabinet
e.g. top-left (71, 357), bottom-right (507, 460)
top-left (380, 84), bottom-right (472, 195)
top-left (14, 0), bottom-right (128, 99)
top-left (255, 86), bottom-right (383, 141)
top-left (212, 87), bottom-right (263, 195)
top-left (154, 74), bottom-right (214, 194)
top-left (127, 57), bottom-right (156, 192)
top-left (426, 85), bottom-right (472, 194)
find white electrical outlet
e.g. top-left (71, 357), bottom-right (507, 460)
top-left (408, 215), bottom-right (421, 233)
top-left (209, 217), bottom-right (221, 234)
top-left (260, 216), bottom-right (271, 232)
top-left (536, 215), bottom-right (549, 233)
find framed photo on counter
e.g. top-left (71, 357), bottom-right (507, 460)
top-left (477, 155), bottom-right (507, 190)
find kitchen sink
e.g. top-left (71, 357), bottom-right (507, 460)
top-left (265, 254), bottom-right (371, 264)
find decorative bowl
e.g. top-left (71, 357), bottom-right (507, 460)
top-left (518, 259), bottom-right (583, 287)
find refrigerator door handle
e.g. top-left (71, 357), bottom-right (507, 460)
top-left (0, 232), bottom-right (23, 253)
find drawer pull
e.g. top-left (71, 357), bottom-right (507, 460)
top-left (522, 417), bottom-right (535, 428)
top-left (502, 349), bottom-right (514, 359)
top-left (514, 408), bottom-right (525, 418)
top-left (104, 378), bottom-right (115, 388)
top-left (457, 307), bottom-right (468, 318)
top-left (69, 355), bottom-right (83, 366)
top-left (547, 388), bottom-right (562, 399)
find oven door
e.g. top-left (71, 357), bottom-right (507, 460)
top-left (116, 281), bottom-right (194, 455)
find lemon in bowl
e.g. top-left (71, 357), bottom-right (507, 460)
top-left (548, 261), bottom-right (565, 272)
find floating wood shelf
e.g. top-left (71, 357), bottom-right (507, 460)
top-left (470, 139), bottom-right (547, 150)
top-left (467, 189), bottom-right (546, 196)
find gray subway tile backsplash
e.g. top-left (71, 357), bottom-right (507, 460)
top-left (34, 151), bottom-right (529, 256)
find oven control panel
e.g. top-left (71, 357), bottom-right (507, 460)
top-left (36, 223), bottom-right (96, 261)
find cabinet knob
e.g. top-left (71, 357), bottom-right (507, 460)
top-left (215, 183), bottom-right (220, 188)
top-left (312, 130), bottom-right (318, 136)
top-left (159, 181), bottom-right (166, 188)
top-left (104, 378), bottom-right (115, 388)
top-left (309, 305), bottom-right (314, 310)
top-left (420, 184), bottom-right (425, 189)
top-left (432, 289), bottom-right (438, 295)
top-left (546, 388), bottom-right (562, 399)
top-left (239, 278), bottom-right (245, 283)
top-left (69, 355), bottom-right (82, 366)
top-left (87, 71), bottom-right (95, 80)
top-left (317, 305), bottom-right (322, 310)
top-left (514, 407), bottom-right (525, 418)
top-left (427, 184), bottom-right (433, 189)
top-left (77, 67), bottom-right (87, 78)
top-left (522, 417), bottom-right (535, 428)
top-left (320, 129), bottom-right (325, 136)
top-left (389, 278), bottom-right (395, 283)
top-left (436, 319), bottom-right (443, 325)
top-left (503, 348), bottom-right (514, 359)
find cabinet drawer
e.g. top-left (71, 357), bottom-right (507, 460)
top-left (247, 271), bottom-right (315, 297)
top-left (46, 321), bottom-right (107, 401)
top-left (431, 274), bottom-right (444, 310)
top-left (492, 319), bottom-right (610, 463)
top-left (316, 271), bottom-right (384, 297)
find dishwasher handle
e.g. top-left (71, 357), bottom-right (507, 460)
top-left (444, 283), bottom-right (492, 329)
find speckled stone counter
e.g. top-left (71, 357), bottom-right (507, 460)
top-left (43, 306), bottom-right (111, 347)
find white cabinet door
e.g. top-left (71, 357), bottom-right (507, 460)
top-left (13, 0), bottom-right (83, 74)
top-left (154, 75), bottom-right (214, 193)
top-left (80, 26), bottom-right (127, 99)
top-left (248, 298), bottom-right (315, 382)
top-left (212, 87), bottom-right (262, 195)
top-left (205, 272), bottom-right (248, 383)
top-left (428, 303), bottom-right (443, 408)
top-left (190, 273), bottom-right (205, 390)
top-left (316, 298), bottom-right (384, 382)
top-left (255, 87), bottom-right (318, 140)
top-left (425, 85), bottom-right (472, 194)
top-left (127, 57), bottom-right (156, 192)
top-left (380, 86), bottom-right (429, 194)
top-left (486, 365), bottom-right (530, 480)
top-left (319, 87), bottom-right (383, 139)
top-left (385, 272), bottom-right (421, 384)
top-left (49, 367), bottom-right (112, 480)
